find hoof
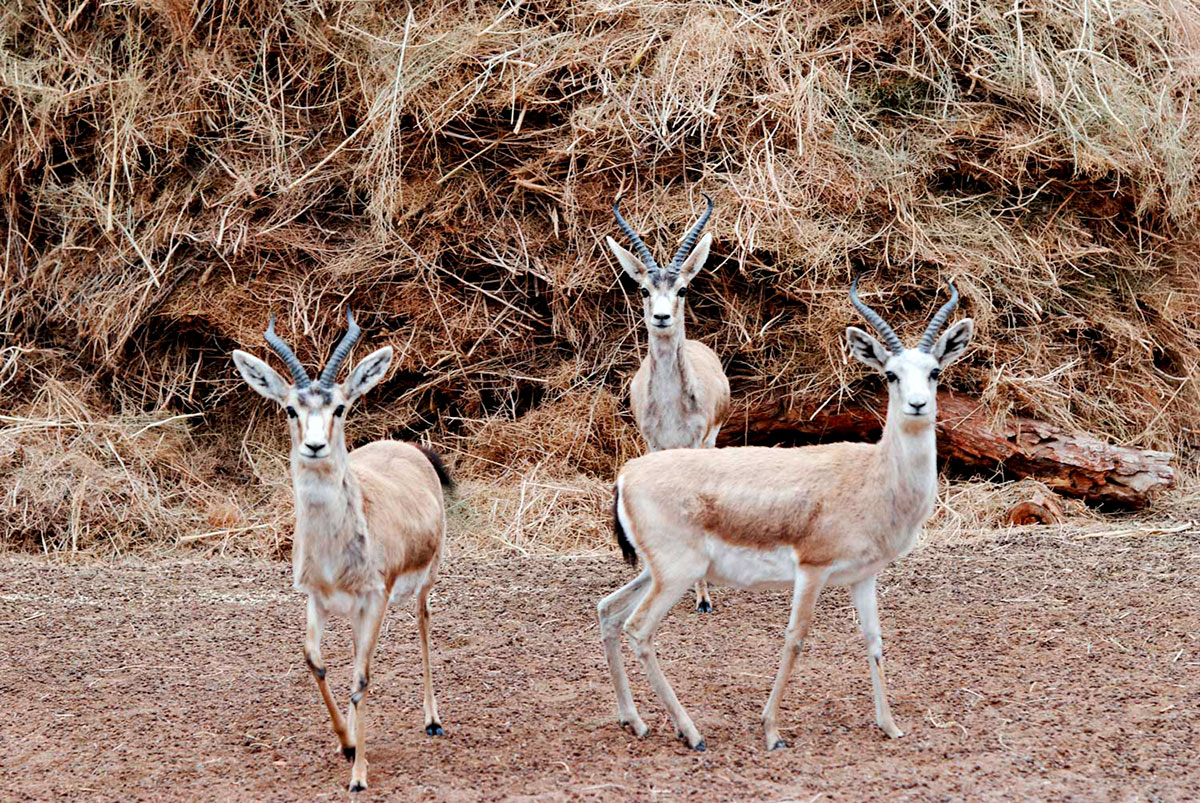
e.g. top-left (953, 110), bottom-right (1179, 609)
top-left (693, 739), bottom-right (707, 752)
top-left (342, 745), bottom-right (356, 762)
top-left (349, 780), bottom-right (367, 793)
top-left (696, 600), bottom-right (712, 613)
top-left (426, 723), bottom-right (444, 737)
top-left (619, 719), bottom-right (648, 737)
top-left (770, 739), bottom-right (787, 751)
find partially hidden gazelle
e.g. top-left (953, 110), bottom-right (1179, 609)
top-left (606, 193), bottom-right (731, 612)
top-left (597, 278), bottom-right (972, 751)
top-left (233, 312), bottom-right (449, 792)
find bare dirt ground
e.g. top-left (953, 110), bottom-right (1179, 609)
top-left (1, 532), bottom-right (1197, 801)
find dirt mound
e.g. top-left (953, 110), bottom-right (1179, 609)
top-left (2, 0), bottom-right (1198, 552)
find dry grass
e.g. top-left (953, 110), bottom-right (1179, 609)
top-left (2, 0), bottom-right (1198, 554)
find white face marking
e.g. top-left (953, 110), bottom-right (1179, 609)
top-left (638, 273), bottom-right (688, 335)
top-left (284, 384), bottom-right (350, 462)
top-left (882, 349), bottom-right (942, 422)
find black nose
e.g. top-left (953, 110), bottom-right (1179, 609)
top-left (304, 443), bottom-right (324, 453)
top-left (909, 400), bottom-right (926, 410)
top-left (653, 313), bottom-right (670, 322)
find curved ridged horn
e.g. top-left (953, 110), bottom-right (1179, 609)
top-left (850, 276), bottom-right (905, 354)
top-left (319, 309), bottom-right (362, 388)
top-left (917, 281), bottom-right (960, 353)
top-left (613, 195), bottom-right (660, 274)
top-left (667, 193), bottom-right (714, 277)
top-left (264, 316), bottom-right (311, 388)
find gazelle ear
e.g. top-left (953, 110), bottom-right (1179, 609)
top-left (606, 236), bottom-right (649, 282)
top-left (344, 346), bottom-right (393, 402)
top-left (232, 350), bottom-right (290, 404)
top-left (932, 319), bottom-right (973, 368)
top-left (846, 327), bottom-right (890, 373)
top-left (675, 231), bottom-right (713, 285)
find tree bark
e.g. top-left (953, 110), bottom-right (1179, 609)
top-left (721, 391), bottom-right (1176, 509)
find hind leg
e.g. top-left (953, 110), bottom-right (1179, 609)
top-left (416, 579), bottom-right (443, 736)
top-left (624, 576), bottom-right (706, 750)
top-left (597, 570), bottom-right (652, 735)
top-left (694, 580), bottom-right (712, 612)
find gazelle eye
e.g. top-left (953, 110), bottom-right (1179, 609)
top-left (285, 406), bottom-right (298, 419)
top-left (333, 405), bottom-right (346, 418)
top-left (640, 288), bottom-right (650, 298)
top-left (676, 286), bottom-right (688, 297)
top-left (885, 371), bottom-right (898, 383)
top-left (930, 369), bottom-right (941, 381)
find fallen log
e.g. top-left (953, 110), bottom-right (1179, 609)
top-left (720, 391), bottom-right (1175, 509)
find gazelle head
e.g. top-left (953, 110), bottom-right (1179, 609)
top-left (232, 311), bottom-right (393, 464)
top-left (606, 194), bottom-right (715, 337)
top-left (846, 278), bottom-right (973, 427)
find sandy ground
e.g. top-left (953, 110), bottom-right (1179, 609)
top-left (1, 532), bottom-right (1197, 801)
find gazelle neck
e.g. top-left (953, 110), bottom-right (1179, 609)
top-left (291, 438), bottom-right (354, 530)
top-left (877, 397), bottom-right (939, 521)
top-left (646, 316), bottom-right (685, 364)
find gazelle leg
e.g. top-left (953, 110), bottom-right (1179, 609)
top-left (761, 567), bottom-right (824, 751)
top-left (346, 592), bottom-right (387, 793)
top-left (696, 428), bottom-right (718, 613)
top-left (416, 580), bottom-right (443, 736)
top-left (304, 595), bottom-right (353, 756)
top-left (851, 576), bottom-right (903, 738)
top-left (597, 570), bottom-right (652, 736)
top-left (624, 577), bottom-right (705, 750)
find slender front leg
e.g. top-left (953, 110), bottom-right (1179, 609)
top-left (346, 592), bottom-right (387, 793)
top-left (624, 577), bottom-right (704, 750)
top-left (851, 576), bottom-right (903, 738)
top-left (694, 580), bottom-right (712, 613)
top-left (416, 581), bottom-right (443, 736)
top-left (596, 570), bottom-right (652, 736)
top-left (304, 595), bottom-right (353, 756)
top-left (762, 567), bottom-right (824, 751)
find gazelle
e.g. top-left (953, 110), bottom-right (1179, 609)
top-left (606, 193), bottom-right (731, 612)
top-left (597, 278), bottom-right (972, 752)
top-left (232, 311), bottom-right (449, 793)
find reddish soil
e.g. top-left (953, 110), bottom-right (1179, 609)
top-left (1, 533), bottom-right (1197, 801)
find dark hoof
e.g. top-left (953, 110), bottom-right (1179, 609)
top-left (342, 745), bottom-right (356, 762)
top-left (425, 723), bottom-right (444, 737)
top-left (693, 740), bottom-right (707, 752)
top-left (696, 600), bottom-right (712, 613)
top-left (770, 739), bottom-right (787, 751)
top-left (349, 781), bottom-right (366, 793)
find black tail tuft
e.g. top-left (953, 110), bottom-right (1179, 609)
top-left (418, 446), bottom-right (454, 491)
top-left (612, 484), bottom-right (638, 567)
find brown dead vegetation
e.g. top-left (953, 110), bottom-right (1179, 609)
top-left (1, 0), bottom-right (1198, 554)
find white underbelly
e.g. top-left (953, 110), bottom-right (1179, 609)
top-left (388, 564), bottom-right (433, 606)
top-left (315, 588), bottom-right (361, 618)
top-left (705, 542), bottom-right (796, 590)
top-left (304, 564), bottom-right (434, 618)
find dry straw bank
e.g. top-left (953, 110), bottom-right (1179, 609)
top-left (2, 0), bottom-right (1198, 554)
